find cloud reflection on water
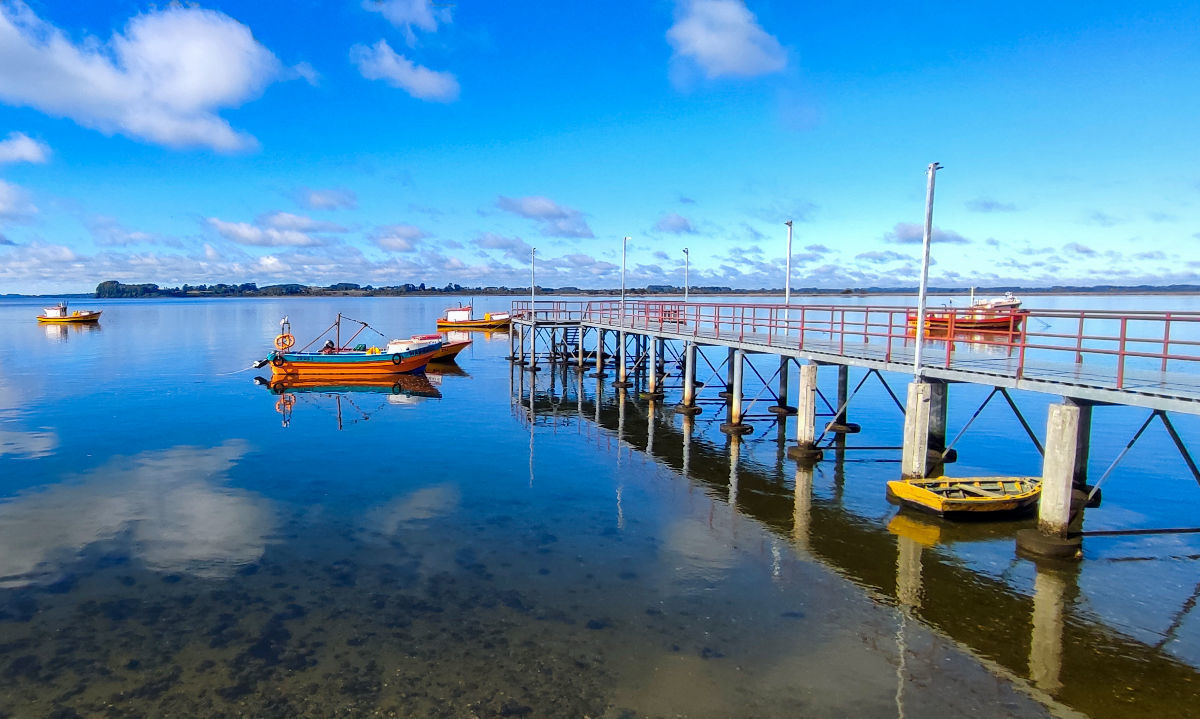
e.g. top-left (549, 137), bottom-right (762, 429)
top-left (0, 440), bottom-right (274, 587)
top-left (365, 483), bottom-right (461, 536)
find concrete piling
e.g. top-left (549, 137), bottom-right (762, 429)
top-left (720, 349), bottom-right (753, 435)
top-left (593, 328), bottom-right (608, 378)
top-left (641, 332), bottom-right (664, 399)
top-left (577, 324), bottom-right (585, 368)
top-left (675, 342), bottom-right (702, 416)
top-left (1017, 401), bottom-right (1086, 559)
top-left (613, 331), bottom-right (631, 388)
top-left (769, 356), bottom-right (797, 415)
top-left (827, 364), bottom-right (860, 434)
top-left (719, 348), bottom-right (736, 400)
top-left (787, 362), bottom-right (822, 461)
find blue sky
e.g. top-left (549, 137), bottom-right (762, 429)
top-left (1, 0), bottom-right (1198, 294)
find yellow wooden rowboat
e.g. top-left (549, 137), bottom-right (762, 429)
top-left (886, 476), bottom-right (1041, 518)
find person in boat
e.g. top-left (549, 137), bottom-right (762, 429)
top-left (320, 340), bottom-right (337, 354)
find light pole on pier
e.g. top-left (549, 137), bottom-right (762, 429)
top-left (530, 247), bottom-right (536, 316)
top-left (913, 162), bottom-right (943, 379)
top-left (620, 235), bottom-right (629, 321)
top-left (682, 247), bottom-right (689, 303)
top-left (784, 220), bottom-right (793, 305)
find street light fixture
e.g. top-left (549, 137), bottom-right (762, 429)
top-left (784, 220), bottom-right (793, 305)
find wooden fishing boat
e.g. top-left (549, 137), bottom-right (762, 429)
top-left (885, 476), bottom-right (1042, 518)
top-left (412, 333), bottom-right (471, 362)
top-left (261, 315), bottom-right (440, 379)
top-left (906, 290), bottom-right (1028, 331)
top-left (37, 302), bottom-right (102, 323)
top-left (436, 305), bottom-right (510, 330)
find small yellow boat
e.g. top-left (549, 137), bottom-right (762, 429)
top-left (435, 305), bottom-right (510, 330)
top-left (886, 476), bottom-right (1041, 519)
top-left (37, 302), bottom-right (102, 323)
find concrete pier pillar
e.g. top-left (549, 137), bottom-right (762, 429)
top-left (656, 338), bottom-right (666, 377)
top-left (720, 349), bottom-right (753, 435)
top-left (641, 333), bottom-right (664, 399)
top-left (593, 329), bottom-right (608, 378)
top-left (577, 324), bottom-right (586, 368)
top-left (507, 325), bottom-right (516, 361)
top-left (827, 364), bottom-right (860, 434)
top-left (517, 324), bottom-right (526, 365)
top-left (719, 347), bottom-right (736, 399)
top-left (769, 356), bottom-right (797, 415)
top-left (900, 380), bottom-right (949, 478)
top-left (787, 363), bottom-right (822, 462)
top-left (548, 327), bottom-right (557, 362)
top-left (675, 342), bottom-right (702, 416)
top-left (1017, 402), bottom-right (1085, 559)
top-left (613, 331), bottom-right (631, 387)
top-left (528, 323), bottom-right (540, 372)
top-left (1028, 566), bottom-right (1067, 692)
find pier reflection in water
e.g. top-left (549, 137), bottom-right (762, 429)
top-left (512, 359), bottom-right (1200, 719)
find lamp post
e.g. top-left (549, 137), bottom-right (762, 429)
top-left (913, 162), bottom-right (943, 379)
top-left (530, 247), bottom-right (536, 315)
top-left (682, 247), bottom-right (689, 302)
top-left (620, 235), bottom-right (629, 322)
top-left (784, 220), bottom-right (793, 305)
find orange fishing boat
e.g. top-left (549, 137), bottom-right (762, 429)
top-left (37, 302), bottom-right (102, 323)
top-left (412, 333), bottom-right (471, 362)
top-left (436, 305), bottom-right (510, 330)
top-left (258, 315), bottom-right (440, 379)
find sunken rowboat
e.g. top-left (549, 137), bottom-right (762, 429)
top-left (885, 476), bottom-right (1042, 519)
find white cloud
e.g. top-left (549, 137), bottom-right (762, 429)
top-left (0, 3), bottom-right (281, 151)
top-left (667, 0), bottom-right (786, 80)
top-left (259, 211), bottom-right (347, 233)
top-left (653, 211), bottom-right (696, 234)
top-left (0, 179), bottom-right (35, 219)
top-left (298, 187), bottom-right (357, 210)
top-left (0, 131), bottom-right (48, 163)
top-left (351, 39), bottom-right (459, 102)
top-left (496, 195), bottom-right (593, 238)
top-left (371, 223), bottom-right (429, 252)
top-left (882, 222), bottom-right (971, 245)
top-left (207, 217), bottom-right (322, 247)
top-left (87, 216), bottom-right (159, 246)
top-left (363, 0), bottom-right (447, 45)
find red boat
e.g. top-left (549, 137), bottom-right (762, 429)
top-left (907, 291), bottom-right (1028, 331)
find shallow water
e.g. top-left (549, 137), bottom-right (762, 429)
top-left (0, 294), bottom-right (1197, 718)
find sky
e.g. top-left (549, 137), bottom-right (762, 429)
top-left (1, 0), bottom-right (1199, 294)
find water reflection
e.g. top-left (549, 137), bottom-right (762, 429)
top-left (0, 440), bottom-right (273, 587)
top-left (41, 321), bottom-right (102, 342)
top-left (255, 374), bottom-right (441, 428)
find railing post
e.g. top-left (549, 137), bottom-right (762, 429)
top-left (1162, 313), bottom-right (1172, 373)
top-left (1117, 317), bottom-right (1128, 389)
top-left (1075, 314), bottom-right (1085, 364)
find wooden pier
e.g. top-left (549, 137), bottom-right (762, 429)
top-left (510, 299), bottom-right (1200, 559)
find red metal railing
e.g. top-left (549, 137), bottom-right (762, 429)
top-left (511, 300), bottom-right (1200, 390)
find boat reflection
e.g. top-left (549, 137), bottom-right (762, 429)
top-left (42, 321), bottom-right (101, 342)
top-left (906, 324), bottom-right (1023, 356)
top-left (255, 374), bottom-right (441, 429)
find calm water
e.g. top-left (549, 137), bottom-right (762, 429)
top-left (0, 294), bottom-right (1197, 718)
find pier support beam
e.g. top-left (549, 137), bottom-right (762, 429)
top-left (577, 324), bottom-right (586, 368)
top-left (613, 331), bottom-right (631, 388)
top-left (507, 326), bottom-right (516, 361)
top-left (719, 348), bottom-right (736, 400)
top-left (1017, 402), bottom-right (1085, 560)
top-left (527, 323), bottom-right (540, 372)
top-left (827, 364), bottom-right (861, 434)
top-left (900, 380), bottom-right (949, 478)
top-left (769, 356), bottom-right (797, 416)
top-left (720, 350), bottom-right (753, 435)
top-left (640, 332), bottom-right (664, 399)
top-left (517, 324), bottom-right (526, 365)
top-left (592, 329), bottom-right (607, 378)
top-left (674, 342), bottom-right (702, 416)
top-left (787, 363), bottom-right (822, 462)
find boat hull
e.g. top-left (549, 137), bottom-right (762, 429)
top-left (431, 339), bottom-right (470, 361)
top-left (268, 347), bottom-right (434, 378)
top-left (906, 310), bottom-right (1027, 331)
top-left (37, 311), bottom-right (102, 323)
top-left (886, 476), bottom-right (1041, 519)
top-left (436, 319), bottom-right (510, 330)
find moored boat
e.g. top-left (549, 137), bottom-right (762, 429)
top-left (436, 305), bottom-right (510, 330)
top-left (260, 315), bottom-right (440, 378)
top-left (906, 290), bottom-right (1027, 331)
top-left (37, 302), bottom-right (102, 323)
top-left (885, 476), bottom-right (1042, 518)
top-left (413, 333), bottom-right (471, 362)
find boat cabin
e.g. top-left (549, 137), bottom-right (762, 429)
top-left (444, 306), bottom-right (473, 323)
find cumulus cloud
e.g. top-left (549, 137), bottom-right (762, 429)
top-left (298, 187), bottom-right (357, 210)
top-left (653, 211), bottom-right (696, 234)
top-left (966, 197), bottom-right (1016, 213)
top-left (882, 222), bottom-right (970, 245)
top-left (0, 179), bottom-right (35, 219)
top-left (855, 250), bottom-right (908, 264)
top-left (496, 195), bottom-right (593, 238)
top-left (87, 216), bottom-right (160, 246)
top-left (1064, 242), bottom-right (1098, 257)
top-left (667, 0), bottom-right (786, 80)
top-left (371, 224), bottom-right (429, 252)
top-left (206, 217), bottom-right (322, 247)
top-left (0, 3), bottom-right (282, 151)
top-left (258, 211), bottom-right (347, 233)
top-left (351, 40), bottom-right (459, 102)
top-left (1086, 211), bottom-right (1122, 227)
top-left (0, 131), bottom-right (48, 163)
top-left (475, 232), bottom-right (533, 261)
top-left (0, 233), bottom-right (13, 245)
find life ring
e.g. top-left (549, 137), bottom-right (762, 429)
top-left (274, 333), bottom-right (295, 351)
top-left (391, 353), bottom-right (402, 365)
top-left (272, 355), bottom-right (285, 367)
